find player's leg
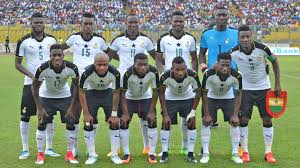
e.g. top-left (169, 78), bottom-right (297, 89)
top-left (256, 90), bottom-right (276, 163)
top-left (183, 99), bottom-right (197, 163)
top-left (180, 117), bottom-right (188, 154)
top-left (200, 98), bottom-right (217, 164)
top-left (239, 90), bottom-right (254, 162)
top-left (70, 84), bottom-right (81, 157)
top-left (119, 98), bottom-right (133, 164)
top-left (19, 85), bottom-right (35, 159)
top-left (137, 99), bottom-right (151, 155)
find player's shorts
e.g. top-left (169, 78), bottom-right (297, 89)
top-left (118, 98), bottom-right (152, 121)
top-left (165, 98), bottom-right (194, 125)
top-left (85, 89), bottom-right (113, 123)
top-left (203, 98), bottom-right (235, 122)
top-left (20, 85), bottom-right (36, 117)
top-left (40, 97), bottom-right (72, 123)
top-left (240, 89), bottom-right (270, 119)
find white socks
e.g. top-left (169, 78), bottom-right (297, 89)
top-left (93, 124), bottom-right (98, 137)
top-left (181, 117), bottom-right (188, 149)
top-left (263, 127), bottom-right (274, 154)
top-left (36, 130), bottom-right (45, 152)
top-left (110, 129), bottom-right (120, 156)
top-left (20, 121), bottom-right (29, 151)
top-left (160, 130), bottom-right (170, 152)
top-left (120, 129), bottom-right (130, 155)
top-left (230, 126), bottom-right (240, 155)
top-left (84, 130), bottom-right (96, 156)
top-left (187, 129), bottom-right (197, 153)
top-left (140, 119), bottom-right (149, 149)
top-left (74, 124), bottom-right (79, 152)
top-left (240, 126), bottom-right (249, 152)
top-left (148, 128), bottom-right (158, 155)
top-left (66, 129), bottom-right (76, 151)
top-left (45, 123), bottom-right (54, 150)
top-left (201, 125), bottom-right (211, 154)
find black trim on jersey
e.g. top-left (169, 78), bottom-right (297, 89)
top-left (185, 32), bottom-right (197, 43)
top-left (122, 67), bottom-right (134, 90)
top-left (65, 61), bottom-right (79, 78)
top-left (187, 69), bottom-right (201, 89)
top-left (79, 64), bottom-right (95, 88)
top-left (169, 29), bottom-right (186, 40)
top-left (228, 45), bottom-right (239, 54)
top-left (171, 70), bottom-right (188, 83)
top-left (230, 69), bottom-right (242, 90)
top-left (50, 60), bottom-right (66, 74)
top-left (201, 69), bottom-right (216, 91)
top-left (149, 65), bottom-right (160, 89)
top-left (35, 61), bottom-right (50, 80)
top-left (110, 32), bottom-right (125, 45)
top-left (108, 65), bottom-right (121, 89)
top-left (15, 33), bottom-right (31, 56)
top-left (160, 69), bottom-right (171, 86)
top-left (157, 32), bottom-right (169, 53)
top-left (254, 41), bottom-right (272, 56)
top-left (238, 42), bottom-right (255, 55)
top-left (125, 30), bottom-right (141, 40)
top-left (30, 32), bottom-right (46, 42)
top-left (45, 33), bottom-right (57, 41)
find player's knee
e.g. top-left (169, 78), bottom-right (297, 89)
top-left (120, 122), bottom-right (129, 129)
top-left (161, 123), bottom-right (170, 130)
top-left (262, 117), bottom-right (272, 127)
top-left (109, 124), bottom-right (120, 130)
top-left (240, 116), bottom-right (249, 126)
top-left (148, 122), bottom-right (157, 128)
top-left (38, 123), bottom-right (47, 131)
top-left (93, 117), bottom-right (98, 124)
top-left (83, 123), bottom-right (93, 131)
top-left (66, 123), bottom-right (75, 131)
top-left (21, 115), bottom-right (30, 122)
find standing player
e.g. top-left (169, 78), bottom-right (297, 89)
top-left (156, 10), bottom-right (198, 155)
top-left (32, 44), bottom-right (80, 165)
top-left (109, 14), bottom-right (157, 156)
top-left (15, 12), bottom-right (58, 159)
top-left (159, 57), bottom-right (201, 163)
top-left (119, 53), bottom-right (160, 164)
top-left (200, 53), bottom-right (243, 164)
top-left (199, 6), bottom-right (238, 128)
top-left (229, 25), bottom-right (281, 163)
top-left (78, 53), bottom-right (122, 165)
top-left (61, 12), bottom-right (113, 156)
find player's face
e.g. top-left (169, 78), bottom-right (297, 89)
top-left (50, 49), bottom-right (64, 68)
top-left (218, 59), bottom-right (231, 75)
top-left (82, 17), bottom-right (94, 36)
top-left (31, 17), bottom-right (45, 33)
top-left (171, 15), bottom-right (184, 31)
top-left (94, 59), bottom-right (109, 75)
top-left (126, 15), bottom-right (139, 33)
top-left (172, 63), bottom-right (187, 80)
top-left (239, 31), bottom-right (253, 49)
top-left (134, 59), bottom-right (149, 76)
top-left (215, 10), bottom-right (228, 26)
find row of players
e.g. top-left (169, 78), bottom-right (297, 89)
top-left (15, 8), bottom-right (281, 165)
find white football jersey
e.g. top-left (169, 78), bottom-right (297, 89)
top-left (35, 61), bottom-right (79, 98)
top-left (157, 30), bottom-right (196, 70)
top-left (160, 69), bottom-right (201, 100)
top-left (202, 69), bottom-right (242, 99)
top-left (16, 33), bottom-right (57, 85)
top-left (79, 64), bottom-right (120, 90)
top-left (66, 32), bottom-right (109, 74)
top-left (110, 31), bottom-right (155, 75)
top-left (122, 65), bottom-right (160, 100)
top-left (229, 41), bottom-right (276, 90)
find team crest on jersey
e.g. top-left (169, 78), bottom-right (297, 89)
top-left (185, 41), bottom-right (190, 48)
top-left (225, 38), bottom-right (229, 44)
top-left (93, 43), bottom-right (98, 49)
top-left (140, 42), bottom-right (145, 48)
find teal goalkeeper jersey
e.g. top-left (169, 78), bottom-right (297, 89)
top-left (200, 27), bottom-right (238, 69)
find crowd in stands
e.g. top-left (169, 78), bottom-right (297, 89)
top-left (0, 0), bottom-right (299, 29)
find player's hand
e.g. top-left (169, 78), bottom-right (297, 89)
top-left (186, 109), bottom-right (196, 122)
top-left (230, 114), bottom-right (240, 127)
top-left (83, 113), bottom-right (93, 126)
top-left (186, 117), bottom-right (196, 129)
top-left (162, 115), bottom-right (171, 130)
top-left (37, 107), bottom-right (48, 124)
top-left (201, 63), bottom-right (208, 73)
top-left (274, 83), bottom-right (281, 97)
top-left (107, 116), bottom-right (120, 129)
top-left (202, 114), bottom-right (212, 127)
top-left (147, 111), bottom-right (157, 127)
top-left (120, 113), bottom-right (130, 127)
top-left (65, 110), bottom-right (75, 123)
top-left (212, 63), bottom-right (218, 71)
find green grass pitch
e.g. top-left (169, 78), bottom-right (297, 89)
top-left (0, 55), bottom-right (299, 168)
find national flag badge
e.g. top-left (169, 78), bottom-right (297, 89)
top-left (94, 43), bottom-right (98, 49)
top-left (266, 90), bottom-right (287, 118)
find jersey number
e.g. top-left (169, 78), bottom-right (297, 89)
top-left (82, 48), bottom-right (91, 57)
top-left (176, 48), bottom-right (183, 57)
top-left (54, 79), bottom-right (61, 88)
top-left (39, 51), bottom-right (43, 60)
top-left (130, 49), bottom-right (136, 57)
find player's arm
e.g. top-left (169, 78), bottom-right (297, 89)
top-left (15, 56), bottom-right (34, 79)
top-left (198, 47), bottom-right (208, 72)
top-left (148, 70), bottom-right (160, 126)
top-left (156, 37), bottom-right (165, 74)
top-left (105, 48), bottom-right (119, 61)
top-left (61, 43), bottom-right (70, 50)
top-left (78, 74), bottom-right (93, 124)
top-left (65, 77), bottom-right (79, 121)
top-left (201, 71), bottom-right (212, 126)
top-left (159, 80), bottom-right (171, 129)
top-left (191, 51), bottom-right (198, 72)
top-left (265, 46), bottom-right (281, 95)
top-left (231, 72), bottom-right (242, 127)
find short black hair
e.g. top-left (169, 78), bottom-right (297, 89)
top-left (217, 52), bottom-right (231, 61)
top-left (82, 12), bottom-right (94, 18)
top-left (238, 24), bottom-right (252, 34)
top-left (31, 12), bottom-right (44, 19)
top-left (171, 11), bottom-right (184, 18)
top-left (134, 53), bottom-right (148, 62)
top-left (172, 56), bottom-right (185, 65)
top-left (50, 44), bottom-right (63, 52)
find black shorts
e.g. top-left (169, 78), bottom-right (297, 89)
top-left (20, 85), bottom-right (36, 117)
top-left (203, 98), bottom-right (234, 122)
top-left (40, 97), bottom-right (72, 123)
top-left (240, 89), bottom-right (270, 119)
top-left (86, 89), bottom-right (113, 122)
top-left (165, 99), bottom-right (194, 125)
top-left (118, 98), bottom-right (152, 121)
